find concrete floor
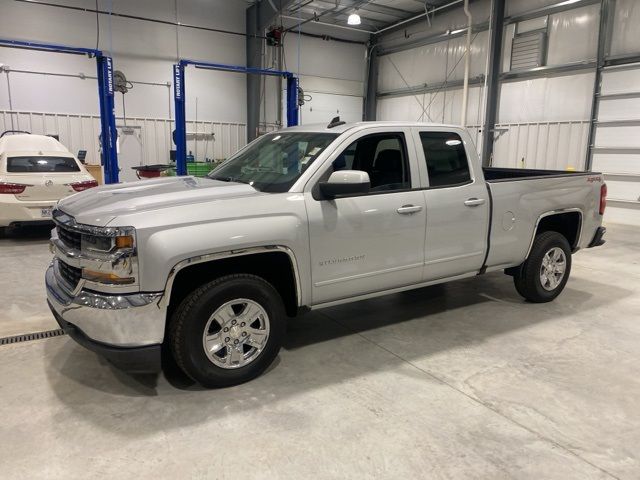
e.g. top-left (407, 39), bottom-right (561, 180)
top-left (0, 223), bottom-right (638, 479)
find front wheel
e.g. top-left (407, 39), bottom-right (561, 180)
top-left (513, 231), bottom-right (572, 303)
top-left (169, 274), bottom-right (286, 388)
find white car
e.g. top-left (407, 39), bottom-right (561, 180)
top-left (0, 131), bottom-right (97, 228)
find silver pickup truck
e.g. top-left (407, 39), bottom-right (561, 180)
top-left (46, 121), bottom-right (607, 387)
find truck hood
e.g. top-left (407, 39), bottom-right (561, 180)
top-left (57, 176), bottom-right (264, 226)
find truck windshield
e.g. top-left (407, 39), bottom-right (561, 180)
top-left (7, 156), bottom-right (80, 173)
top-left (208, 132), bottom-right (338, 193)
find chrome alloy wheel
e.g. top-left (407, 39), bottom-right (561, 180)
top-left (202, 298), bottom-right (270, 369)
top-left (539, 247), bottom-right (567, 291)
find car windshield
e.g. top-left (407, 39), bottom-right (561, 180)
top-left (7, 156), bottom-right (80, 173)
top-left (208, 132), bottom-right (338, 193)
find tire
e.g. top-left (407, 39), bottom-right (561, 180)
top-left (513, 231), bottom-right (572, 303)
top-left (169, 274), bottom-right (286, 388)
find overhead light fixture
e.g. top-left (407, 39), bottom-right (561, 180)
top-left (347, 12), bottom-right (361, 26)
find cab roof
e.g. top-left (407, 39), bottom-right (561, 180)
top-left (278, 121), bottom-right (466, 135)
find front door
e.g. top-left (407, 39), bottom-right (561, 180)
top-left (416, 129), bottom-right (490, 280)
top-left (306, 129), bottom-right (427, 304)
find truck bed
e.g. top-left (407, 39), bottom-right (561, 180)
top-left (483, 167), bottom-right (595, 182)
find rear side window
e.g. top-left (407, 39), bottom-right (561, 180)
top-left (420, 132), bottom-right (471, 187)
top-left (6, 156), bottom-right (80, 173)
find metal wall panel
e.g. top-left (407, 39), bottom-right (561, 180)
top-left (591, 64), bottom-right (640, 225)
top-left (546, 4), bottom-right (599, 65)
top-left (592, 153), bottom-right (640, 174)
top-left (491, 120), bottom-right (590, 170)
top-left (0, 110), bottom-right (247, 166)
top-left (498, 72), bottom-right (595, 123)
top-left (377, 31), bottom-right (489, 94)
top-left (610, 0), bottom-right (640, 56)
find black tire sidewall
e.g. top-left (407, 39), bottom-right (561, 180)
top-left (171, 275), bottom-right (286, 387)
top-left (516, 232), bottom-right (572, 303)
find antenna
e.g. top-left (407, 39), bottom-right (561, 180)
top-left (327, 116), bottom-right (346, 128)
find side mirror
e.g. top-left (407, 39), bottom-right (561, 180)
top-left (319, 170), bottom-right (370, 199)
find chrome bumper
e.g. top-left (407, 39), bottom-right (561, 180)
top-left (45, 261), bottom-right (166, 347)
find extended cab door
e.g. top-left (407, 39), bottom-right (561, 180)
top-left (305, 128), bottom-right (426, 305)
top-left (413, 128), bottom-right (490, 280)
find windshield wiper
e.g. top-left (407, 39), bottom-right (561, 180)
top-left (210, 175), bottom-right (251, 185)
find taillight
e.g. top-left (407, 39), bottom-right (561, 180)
top-left (599, 183), bottom-right (607, 215)
top-left (70, 180), bottom-right (99, 192)
top-left (0, 182), bottom-right (30, 194)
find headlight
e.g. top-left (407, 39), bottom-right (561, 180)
top-left (81, 234), bottom-right (114, 253)
top-left (80, 227), bottom-right (135, 254)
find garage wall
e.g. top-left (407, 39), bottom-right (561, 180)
top-left (373, 0), bottom-right (640, 225)
top-left (259, 32), bottom-right (367, 129)
top-left (375, 0), bottom-right (600, 169)
top-left (0, 0), bottom-right (247, 164)
top-left (375, 0), bottom-right (491, 156)
top-left (496, 3), bottom-right (599, 171)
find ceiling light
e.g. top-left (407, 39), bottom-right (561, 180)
top-left (347, 13), bottom-right (361, 26)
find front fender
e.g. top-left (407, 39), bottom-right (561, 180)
top-left (137, 214), bottom-right (311, 305)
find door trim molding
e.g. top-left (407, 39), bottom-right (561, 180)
top-left (314, 262), bottom-right (423, 287)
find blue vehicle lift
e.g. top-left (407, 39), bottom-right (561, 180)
top-left (173, 59), bottom-right (299, 176)
top-left (0, 38), bottom-right (119, 183)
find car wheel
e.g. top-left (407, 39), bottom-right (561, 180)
top-left (169, 274), bottom-right (286, 388)
top-left (513, 231), bottom-right (572, 303)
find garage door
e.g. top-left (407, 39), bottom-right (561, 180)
top-left (299, 92), bottom-right (363, 125)
top-left (591, 64), bottom-right (640, 226)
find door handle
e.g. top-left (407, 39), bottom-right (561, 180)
top-left (397, 204), bottom-right (423, 215)
top-left (464, 198), bottom-right (486, 207)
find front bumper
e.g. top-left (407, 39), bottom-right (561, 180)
top-left (49, 303), bottom-right (162, 372)
top-left (45, 262), bottom-right (166, 371)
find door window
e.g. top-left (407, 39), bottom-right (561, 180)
top-left (329, 133), bottom-right (410, 192)
top-left (420, 132), bottom-right (471, 187)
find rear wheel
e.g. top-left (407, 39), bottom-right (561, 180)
top-left (169, 274), bottom-right (286, 388)
top-left (513, 231), bottom-right (572, 303)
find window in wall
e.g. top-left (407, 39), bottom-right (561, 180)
top-left (420, 132), bottom-right (471, 187)
top-left (330, 133), bottom-right (410, 192)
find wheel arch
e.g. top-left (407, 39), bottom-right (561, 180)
top-left (162, 246), bottom-right (302, 318)
top-left (526, 209), bottom-right (583, 258)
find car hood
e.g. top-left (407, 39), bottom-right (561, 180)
top-left (57, 176), bottom-right (264, 226)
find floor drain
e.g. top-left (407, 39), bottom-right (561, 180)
top-left (0, 329), bottom-right (66, 346)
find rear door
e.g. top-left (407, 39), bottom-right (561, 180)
top-left (4, 155), bottom-right (84, 201)
top-left (414, 129), bottom-right (490, 280)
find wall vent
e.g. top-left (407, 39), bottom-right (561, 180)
top-left (510, 31), bottom-right (546, 71)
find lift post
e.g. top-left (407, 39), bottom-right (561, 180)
top-left (172, 59), bottom-right (299, 176)
top-left (0, 38), bottom-right (119, 183)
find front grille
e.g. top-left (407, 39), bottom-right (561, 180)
top-left (58, 260), bottom-right (82, 289)
top-left (57, 225), bottom-right (81, 250)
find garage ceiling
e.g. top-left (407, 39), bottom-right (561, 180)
top-left (284, 0), bottom-right (458, 33)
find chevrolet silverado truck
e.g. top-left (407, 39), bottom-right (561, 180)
top-left (46, 121), bottom-right (607, 388)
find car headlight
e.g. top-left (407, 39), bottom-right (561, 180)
top-left (78, 226), bottom-right (137, 285)
top-left (80, 227), bottom-right (135, 254)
